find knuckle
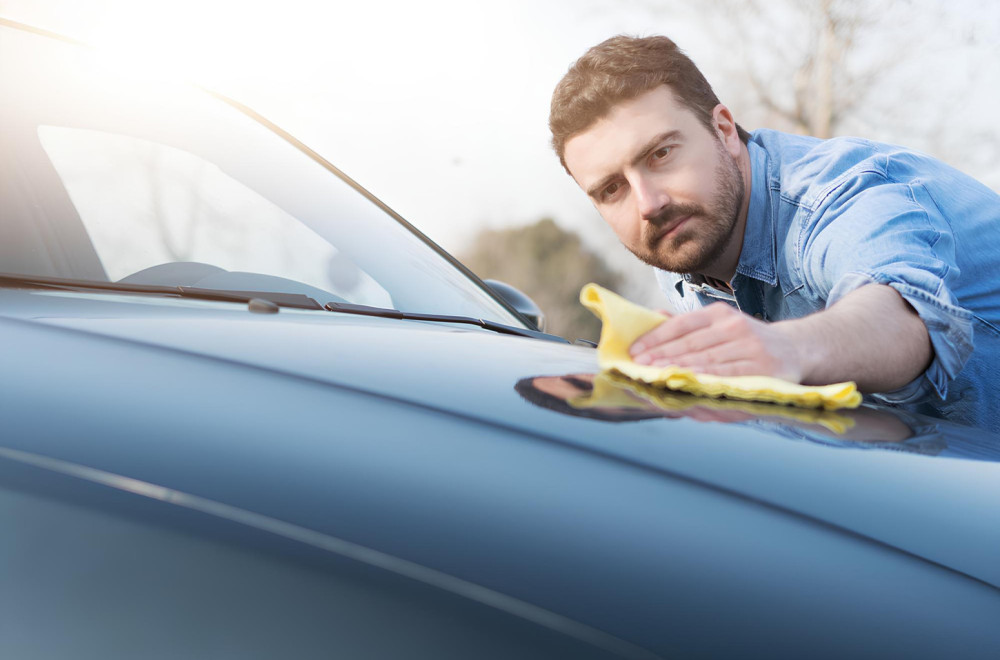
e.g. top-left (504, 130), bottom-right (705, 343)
top-left (721, 315), bottom-right (748, 335)
top-left (708, 302), bottom-right (732, 317)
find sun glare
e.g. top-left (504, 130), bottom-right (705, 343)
top-left (79, 2), bottom-right (273, 89)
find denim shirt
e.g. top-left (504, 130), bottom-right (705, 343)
top-left (656, 129), bottom-right (1000, 431)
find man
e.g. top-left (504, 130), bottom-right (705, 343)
top-left (549, 35), bottom-right (1000, 430)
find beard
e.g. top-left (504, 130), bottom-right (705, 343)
top-left (627, 141), bottom-right (745, 275)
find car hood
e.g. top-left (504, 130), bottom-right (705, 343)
top-left (4, 288), bottom-right (1000, 593)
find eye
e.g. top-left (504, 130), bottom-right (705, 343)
top-left (600, 181), bottom-right (623, 201)
top-left (651, 146), bottom-right (672, 161)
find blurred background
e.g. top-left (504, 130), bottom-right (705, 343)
top-left (3, 0), bottom-right (997, 341)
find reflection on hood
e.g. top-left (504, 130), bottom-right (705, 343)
top-left (517, 371), bottom-right (1000, 463)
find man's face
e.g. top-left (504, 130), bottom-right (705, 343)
top-left (564, 86), bottom-right (744, 274)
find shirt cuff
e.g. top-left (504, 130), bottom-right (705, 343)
top-left (826, 271), bottom-right (975, 403)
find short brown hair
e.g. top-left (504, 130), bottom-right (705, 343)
top-left (549, 35), bottom-right (750, 172)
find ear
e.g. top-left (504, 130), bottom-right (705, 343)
top-left (711, 104), bottom-right (742, 158)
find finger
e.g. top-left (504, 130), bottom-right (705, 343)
top-left (683, 360), bottom-right (769, 378)
top-left (630, 309), bottom-right (717, 356)
top-left (631, 303), bottom-right (739, 356)
top-left (638, 331), bottom-right (751, 367)
top-left (637, 338), bottom-right (721, 366)
top-left (634, 310), bottom-right (752, 365)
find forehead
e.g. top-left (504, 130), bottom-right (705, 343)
top-left (563, 86), bottom-right (703, 184)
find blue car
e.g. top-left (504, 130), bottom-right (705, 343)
top-left (2, 17), bottom-right (999, 659)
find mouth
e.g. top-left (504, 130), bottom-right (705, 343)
top-left (652, 215), bottom-right (692, 244)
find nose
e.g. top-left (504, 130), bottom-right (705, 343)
top-left (632, 174), bottom-right (671, 221)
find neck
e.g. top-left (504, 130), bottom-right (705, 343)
top-left (699, 142), bottom-right (752, 285)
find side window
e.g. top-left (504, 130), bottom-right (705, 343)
top-left (37, 125), bottom-right (392, 307)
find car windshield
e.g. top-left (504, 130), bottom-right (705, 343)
top-left (0, 24), bottom-right (524, 326)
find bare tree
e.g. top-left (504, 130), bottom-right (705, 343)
top-left (697, 0), bottom-right (903, 138)
top-left (618, 0), bottom-right (1000, 187)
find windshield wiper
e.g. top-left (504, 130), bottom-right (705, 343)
top-left (0, 273), bottom-right (323, 310)
top-left (0, 273), bottom-right (567, 342)
top-left (324, 301), bottom-right (569, 343)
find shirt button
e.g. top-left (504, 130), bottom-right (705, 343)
top-left (753, 313), bottom-right (763, 319)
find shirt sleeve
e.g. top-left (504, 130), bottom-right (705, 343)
top-left (798, 175), bottom-right (974, 403)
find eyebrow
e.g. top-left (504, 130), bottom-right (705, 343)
top-left (585, 130), bottom-right (682, 199)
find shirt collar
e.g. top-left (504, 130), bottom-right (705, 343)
top-left (733, 139), bottom-right (777, 286)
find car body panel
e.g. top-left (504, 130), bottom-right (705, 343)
top-left (4, 287), bottom-right (1000, 595)
top-left (5, 300), bottom-right (1000, 658)
top-left (4, 16), bottom-right (1000, 659)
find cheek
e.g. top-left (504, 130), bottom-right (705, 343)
top-left (672, 163), bottom-right (714, 202)
top-left (604, 206), bottom-right (642, 241)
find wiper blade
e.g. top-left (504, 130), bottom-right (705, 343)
top-left (0, 273), bottom-right (566, 341)
top-left (324, 301), bottom-right (569, 343)
top-left (0, 273), bottom-right (323, 310)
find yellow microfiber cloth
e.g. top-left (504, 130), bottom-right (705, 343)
top-left (580, 283), bottom-right (862, 411)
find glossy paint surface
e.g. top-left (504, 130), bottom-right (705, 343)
top-left (3, 17), bottom-right (1000, 659)
top-left (3, 287), bottom-right (1000, 657)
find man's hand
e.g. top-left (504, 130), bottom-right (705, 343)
top-left (628, 284), bottom-right (933, 392)
top-left (629, 302), bottom-right (804, 382)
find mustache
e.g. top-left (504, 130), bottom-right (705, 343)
top-left (645, 203), bottom-right (702, 228)
top-left (643, 204), bottom-right (703, 246)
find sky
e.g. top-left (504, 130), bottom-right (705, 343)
top-left (3, 0), bottom-right (997, 299)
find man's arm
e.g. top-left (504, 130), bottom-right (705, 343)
top-left (630, 283), bottom-right (932, 392)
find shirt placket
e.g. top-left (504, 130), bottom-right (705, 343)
top-left (732, 275), bottom-right (767, 320)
